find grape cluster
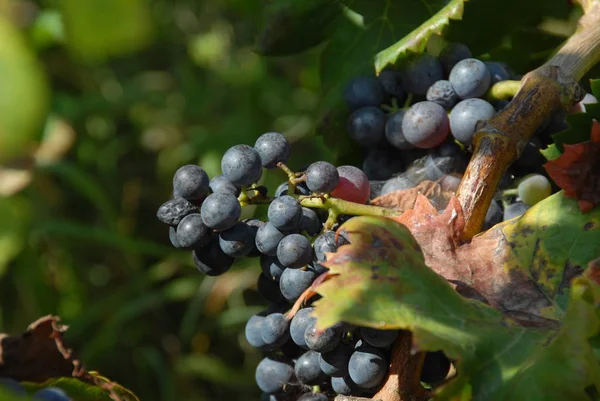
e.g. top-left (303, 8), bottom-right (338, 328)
top-left (0, 378), bottom-right (72, 400)
top-left (349, 42), bottom-right (594, 224)
top-left (156, 133), bottom-right (451, 399)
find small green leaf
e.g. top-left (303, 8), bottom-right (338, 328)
top-left (254, 0), bottom-right (341, 56)
top-left (374, 0), bottom-right (469, 74)
top-left (59, 0), bottom-right (153, 62)
top-left (314, 215), bottom-right (600, 400)
top-left (541, 143), bottom-right (561, 161)
top-left (0, 15), bottom-right (50, 164)
top-left (591, 78), bottom-right (600, 100)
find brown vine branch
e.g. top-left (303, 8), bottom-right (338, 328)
top-left (456, 4), bottom-right (600, 239)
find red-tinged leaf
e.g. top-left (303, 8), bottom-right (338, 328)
top-left (312, 216), bottom-right (600, 401)
top-left (370, 180), bottom-right (455, 211)
top-left (544, 119), bottom-right (600, 213)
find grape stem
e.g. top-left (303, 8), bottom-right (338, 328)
top-left (456, 3), bottom-right (600, 239)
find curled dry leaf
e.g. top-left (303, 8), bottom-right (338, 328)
top-left (370, 179), bottom-right (455, 212)
top-left (544, 119), bottom-right (600, 213)
top-left (0, 315), bottom-right (139, 401)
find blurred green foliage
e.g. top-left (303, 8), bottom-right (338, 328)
top-left (0, 1), bottom-right (332, 400)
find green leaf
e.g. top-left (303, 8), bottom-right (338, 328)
top-left (541, 143), bottom-right (561, 161)
top-left (59, 0), bottom-right (153, 62)
top-left (314, 215), bottom-right (600, 400)
top-left (592, 79), bottom-right (600, 99)
top-left (254, 0), bottom-right (341, 56)
top-left (0, 15), bottom-right (50, 164)
top-left (22, 376), bottom-right (139, 401)
top-left (374, 0), bottom-right (469, 74)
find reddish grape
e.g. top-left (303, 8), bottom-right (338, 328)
top-left (331, 166), bottom-right (370, 204)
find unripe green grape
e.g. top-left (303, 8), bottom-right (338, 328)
top-left (517, 174), bottom-right (552, 206)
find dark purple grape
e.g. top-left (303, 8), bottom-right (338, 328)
top-left (218, 221), bottom-right (255, 257)
top-left (290, 307), bottom-right (316, 349)
top-left (449, 98), bottom-right (495, 145)
top-left (277, 234), bottom-right (313, 269)
top-left (256, 222), bottom-right (287, 256)
top-left (399, 54), bottom-right (443, 96)
top-left (173, 165), bottom-right (210, 200)
top-left (348, 347), bottom-right (387, 389)
top-left (268, 195), bottom-right (302, 231)
top-left (193, 239), bottom-right (235, 276)
top-left (255, 356), bottom-right (296, 394)
top-left (200, 192), bottom-right (241, 231)
top-left (262, 313), bottom-right (290, 347)
top-left (295, 350), bottom-right (326, 385)
top-left (157, 197), bottom-right (198, 226)
top-left (402, 101), bottom-right (450, 148)
top-left (260, 254), bottom-right (286, 281)
top-left (485, 61), bottom-right (510, 85)
top-left (426, 80), bottom-right (458, 110)
top-left (279, 267), bottom-right (317, 303)
top-left (449, 58), bottom-right (491, 99)
top-left (254, 132), bottom-right (291, 168)
top-left (306, 161), bottom-right (339, 193)
top-left (301, 207), bottom-right (321, 236)
top-left (377, 70), bottom-right (405, 102)
top-left (319, 343), bottom-right (353, 377)
top-left (221, 144), bottom-right (263, 186)
top-left (347, 107), bottom-right (386, 147)
top-left (343, 76), bottom-right (384, 111)
top-left (304, 320), bottom-right (340, 352)
top-left (385, 110), bottom-right (413, 150)
top-left (439, 42), bottom-right (472, 75)
top-left (176, 213), bottom-right (212, 249)
top-left (359, 327), bottom-right (398, 348)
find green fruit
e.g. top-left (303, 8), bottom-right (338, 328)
top-left (517, 174), bottom-right (552, 206)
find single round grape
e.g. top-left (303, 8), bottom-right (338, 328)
top-left (426, 80), bottom-right (458, 110)
top-left (176, 213), bottom-right (212, 249)
top-left (517, 174), bottom-right (552, 206)
top-left (246, 313), bottom-right (268, 349)
top-left (295, 350), bottom-right (326, 385)
top-left (385, 110), bottom-right (413, 150)
top-left (297, 392), bottom-right (328, 401)
top-left (290, 307), bottom-right (316, 349)
top-left (156, 197), bottom-right (198, 226)
top-left (209, 174), bottom-right (239, 195)
top-left (377, 70), bottom-right (405, 102)
top-left (330, 165), bottom-right (371, 204)
top-left (255, 356), bottom-right (296, 394)
top-left (219, 221), bottom-right (255, 257)
top-left (260, 254), bottom-right (286, 281)
top-left (304, 320), bottom-right (340, 352)
top-left (200, 192), bottom-right (241, 231)
top-left (319, 343), bottom-right (353, 377)
top-left (503, 201), bottom-right (530, 221)
top-left (362, 148), bottom-right (404, 180)
top-left (258, 273), bottom-right (286, 304)
top-left (254, 132), bottom-right (291, 168)
top-left (449, 98), bottom-right (496, 145)
top-left (449, 58), bottom-right (491, 99)
top-left (173, 164), bottom-right (210, 200)
top-left (277, 234), bottom-right (313, 269)
top-left (0, 378), bottom-right (26, 396)
top-left (348, 347), bottom-right (388, 389)
top-left (402, 101), bottom-right (450, 148)
top-left (306, 161), bottom-right (340, 193)
top-left (280, 267), bottom-right (317, 303)
top-left (313, 231), bottom-right (339, 263)
top-left (221, 144), bottom-right (263, 186)
top-left (301, 207), bottom-right (321, 236)
top-left (485, 61), bottom-right (510, 85)
top-left (268, 195), bottom-right (302, 231)
top-left (360, 327), bottom-right (398, 348)
top-left (347, 107), bottom-right (386, 147)
top-left (399, 53), bottom-right (444, 96)
top-left (256, 222), bottom-right (287, 256)
top-left (439, 42), bottom-right (472, 75)
top-left (330, 376), bottom-right (356, 395)
top-left (193, 239), bottom-right (235, 276)
top-left (343, 76), bottom-right (384, 111)
top-left (262, 312), bottom-right (290, 347)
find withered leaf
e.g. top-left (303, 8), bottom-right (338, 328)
top-left (371, 180), bottom-right (455, 211)
top-left (544, 119), bottom-right (600, 213)
top-left (0, 315), bottom-right (139, 401)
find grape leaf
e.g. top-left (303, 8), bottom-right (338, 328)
top-left (313, 215), bottom-right (600, 401)
top-left (374, 0), bottom-right (468, 74)
top-left (0, 315), bottom-right (139, 401)
top-left (254, 0), bottom-right (342, 56)
top-left (544, 120), bottom-right (600, 213)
